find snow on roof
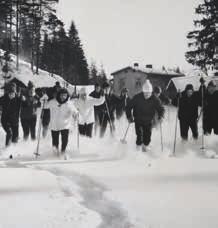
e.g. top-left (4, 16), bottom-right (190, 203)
top-left (166, 75), bottom-right (218, 91)
top-left (111, 66), bottom-right (184, 77)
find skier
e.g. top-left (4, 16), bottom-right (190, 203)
top-left (40, 83), bottom-right (61, 138)
top-left (172, 84), bottom-right (200, 141)
top-left (0, 83), bottom-right (21, 147)
top-left (153, 86), bottom-right (170, 105)
top-left (73, 87), bottom-right (105, 137)
top-left (126, 80), bottom-right (165, 152)
top-left (52, 81), bottom-right (61, 99)
top-left (42, 88), bottom-right (78, 158)
top-left (202, 80), bottom-right (218, 135)
top-left (115, 88), bottom-right (129, 120)
top-left (98, 82), bottom-right (117, 137)
top-left (20, 81), bottom-right (41, 140)
top-left (89, 83), bottom-right (103, 134)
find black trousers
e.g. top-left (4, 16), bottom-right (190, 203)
top-left (21, 117), bottom-right (37, 140)
top-left (99, 112), bottom-right (115, 137)
top-left (51, 129), bottom-right (69, 152)
top-left (179, 119), bottom-right (198, 140)
top-left (203, 116), bottom-right (218, 135)
top-left (135, 122), bottom-right (152, 146)
top-left (1, 120), bottom-right (19, 146)
top-left (79, 123), bottom-right (93, 137)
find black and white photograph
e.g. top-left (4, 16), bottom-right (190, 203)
top-left (0, 0), bottom-right (217, 227)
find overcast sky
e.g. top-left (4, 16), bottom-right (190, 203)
top-left (57, 0), bottom-right (201, 74)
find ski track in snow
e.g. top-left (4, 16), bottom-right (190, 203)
top-left (36, 166), bottom-right (134, 228)
top-left (1, 108), bottom-right (218, 227)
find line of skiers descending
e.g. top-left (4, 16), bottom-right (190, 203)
top-left (0, 77), bottom-right (216, 158)
top-left (172, 78), bottom-right (218, 141)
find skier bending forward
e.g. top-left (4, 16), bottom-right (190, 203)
top-left (126, 80), bottom-right (165, 152)
top-left (42, 88), bottom-right (78, 158)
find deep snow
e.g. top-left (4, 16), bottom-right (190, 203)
top-left (1, 50), bottom-right (218, 227)
top-left (1, 106), bottom-right (218, 227)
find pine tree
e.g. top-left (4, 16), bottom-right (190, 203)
top-left (98, 64), bottom-right (107, 84)
top-left (186, 0), bottom-right (217, 72)
top-left (68, 21), bottom-right (89, 85)
top-left (89, 61), bottom-right (98, 83)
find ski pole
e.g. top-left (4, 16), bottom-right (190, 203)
top-left (200, 81), bottom-right (205, 152)
top-left (197, 108), bottom-right (202, 123)
top-left (104, 97), bottom-right (115, 135)
top-left (160, 122), bottom-right (163, 153)
top-left (34, 99), bottom-right (46, 158)
top-left (120, 122), bottom-right (131, 144)
top-left (173, 90), bottom-right (180, 156)
top-left (76, 114), bottom-right (80, 152)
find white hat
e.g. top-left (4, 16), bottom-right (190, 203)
top-left (142, 80), bottom-right (153, 93)
top-left (79, 87), bottom-right (87, 95)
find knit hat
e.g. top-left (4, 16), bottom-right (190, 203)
top-left (142, 80), bottom-right (153, 93)
top-left (59, 88), bottom-right (68, 94)
top-left (27, 80), bottom-right (34, 89)
top-left (102, 81), bottom-right (110, 89)
top-left (79, 87), bottom-right (87, 95)
top-left (56, 88), bottom-right (69, 104)
top-left (6, 82), bottom-right (16, 93)
top-left (55, 81), bottom-right (60, 87)
top-left (185, 84), bottom-right (194, 91)
top-left (94, 82), bottom-right (100, 88)
top-left (153, 86), bottom-right (162, 94)
top-left (208, 80), bottom-right (216, 87)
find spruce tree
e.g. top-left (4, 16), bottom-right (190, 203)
top-left (68, 21), bottom-right (89, 85)
top-left (186, 0), bottom-right (217, 72)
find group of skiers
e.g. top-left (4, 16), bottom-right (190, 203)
top-left (172, 78), bottom-right (218, 142)
top-left (0, 77), bottom-right (217, 158)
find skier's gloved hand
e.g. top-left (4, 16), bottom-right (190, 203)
top-left (100, 90), bottom-right (104, 97)
top-left (72, 111), bottom-right (79, 121)
top-left (128, 117), bottom-right (134, 123)
top-left (21, 95), bottom-right (26, 101)
top-left (158, 118), bottom-right (163, 124)
top-left (200, 77), bottom-right (205, 85)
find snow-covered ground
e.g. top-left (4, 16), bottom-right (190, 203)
top-left (1, 106), bottom-right (218, 227)
top-left (1, 49), bottom-right (218, 227)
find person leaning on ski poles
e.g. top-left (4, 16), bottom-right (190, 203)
top-left (0, 82), bottom-right (22, 147)
top-left (172, 83), bottom-right (201, 142)
top-left (201, 80), bottom-right (218, 135)
top-left (41, 88), bottom-right (78, 158)
top-left (126, 79), bottom-right (165, 152)
top-left (98, 81), bottom-right (117, 138)
top-left (20, 81), bottom-right (41, 141)
top-left (73, 87), bottom-right (105, 138)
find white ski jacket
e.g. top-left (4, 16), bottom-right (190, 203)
top-left (45, 99), bottom-right (78, 131)
top-left (73, 96), bottom-right (105, 125)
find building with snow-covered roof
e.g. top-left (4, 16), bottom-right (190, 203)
top-left (166, 75), bottom-right (218, 99)
top-left (111, 64), bottom-right (184, 98)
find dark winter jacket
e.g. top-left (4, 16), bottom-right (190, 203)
top-left (204, 91), bottom-right (218, 124)
top-left (126, 93), bottom-right (165, 125)
top-left (115, 94), bottom-right (129, 119)
top-left (98, 93), bottom-right (117, 121)
top-left (0, 94), bottom-right (21, 125)
top-left (89, 90), bottom-right (102, 113)
top-left (20, 95), bottom-right (41, 119)
top-left (172, 91), bottom-right (200, 121)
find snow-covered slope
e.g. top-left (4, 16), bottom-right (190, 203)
top-left (0, 50), bottom-right (94, 95)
